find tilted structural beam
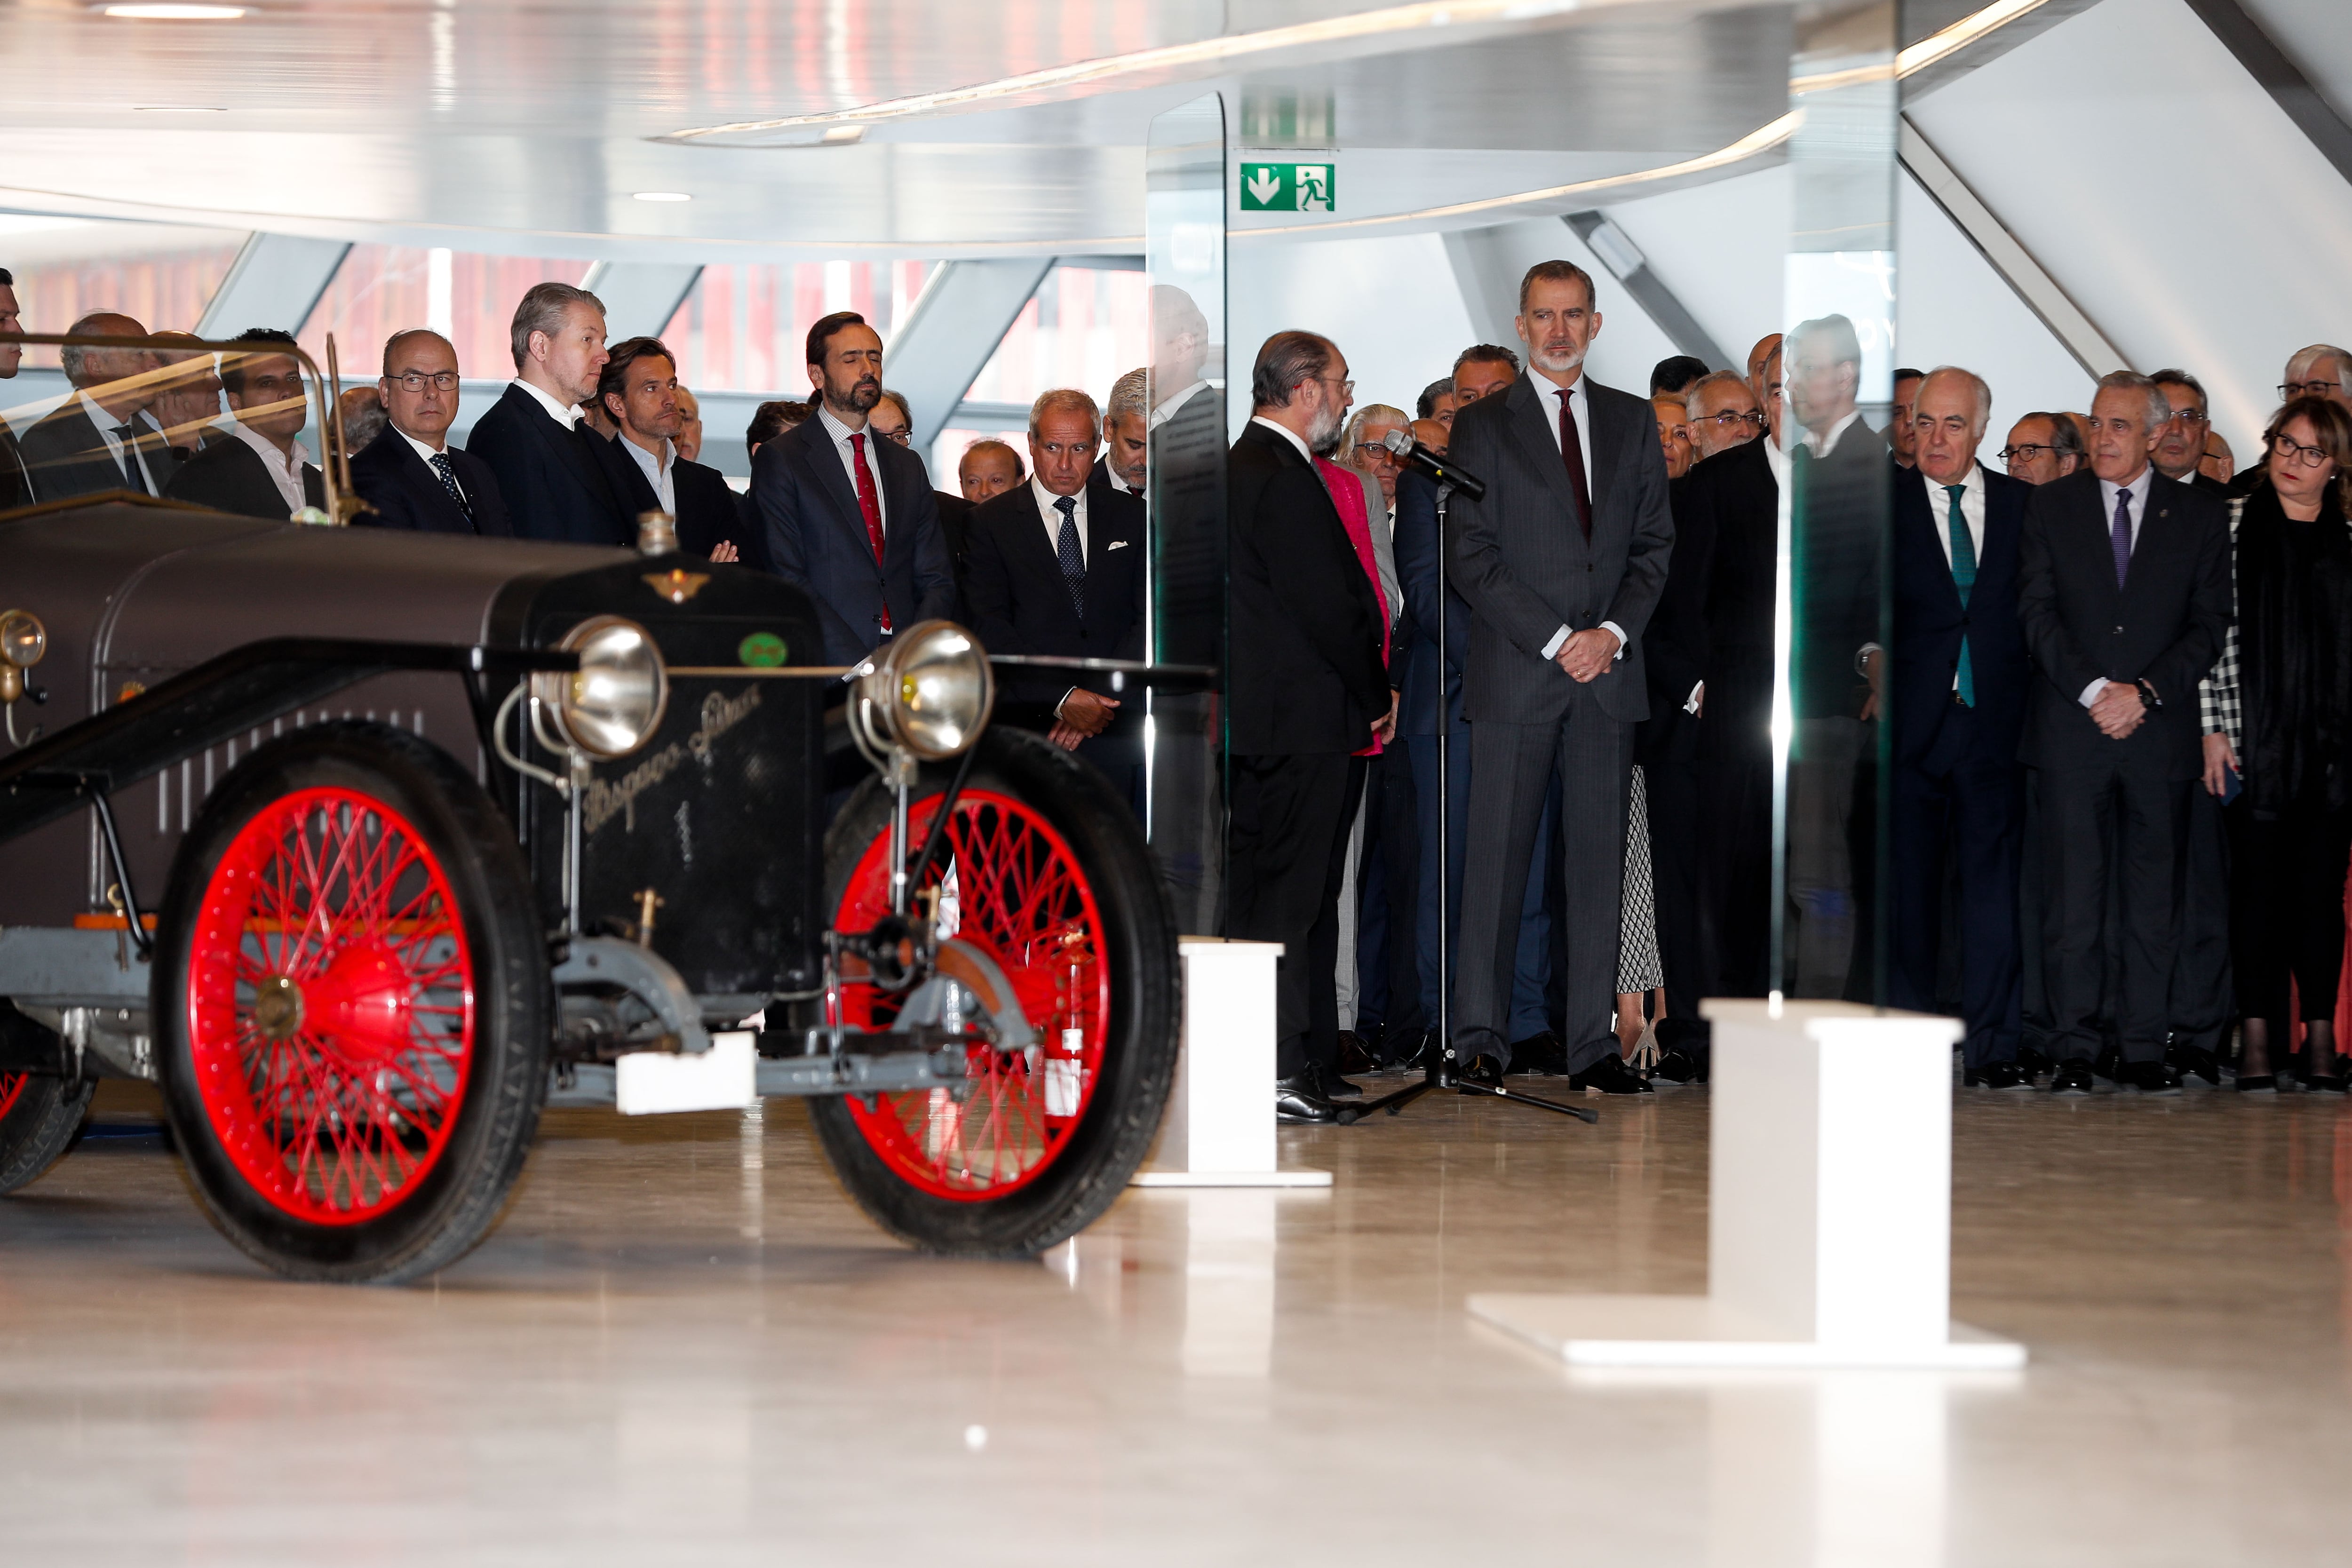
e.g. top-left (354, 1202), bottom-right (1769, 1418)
top-left (1563, 210), bottom-right (1733, 370)
top-left (886, 258), bottom-right (1058, 453)
top-left (199, 234), bottom-right (353, 341)
top-left (2180, 0), bottom-right (2352, 191)
top-left (579, 262), bottom-right (705, 341)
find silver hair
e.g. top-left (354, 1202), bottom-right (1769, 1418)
top-left (1106, 367), bottom-right (1149, 423)
top-left (1029, 387), bottom-right (1100, 440)
top-left (59, 311), bottom-right (142, 386)
top-left (2095, 369), bottom-right (2171, 432)
top-left (1683, 368), bottom-right (1752, 414)
top-left (1341, 404), bottom-right (1408, 460)
top-left (509, 281), bottom-right (604, 372)
top-left (1921, 364), bottom-right (1993, 438)
top-left (1791, 313), bottom-right (1863, 368)
top-left (2287, 343), bottom-right (2352, 395)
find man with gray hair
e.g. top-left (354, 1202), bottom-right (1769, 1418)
top-left (2280, 343), bottom-right (2352, 408)
top-left (1682, 369), bottom-right (1761, 461)
top-left (2017, 368), bottom-right (2231, 1095)
top-left (1884, 366), bottom-right (2036, 1086)
top-left (1092, 366), bottom-right (1149, 495)
top-left (464, 280), bottom-right (634, 544)
top-left (17, 310), bottom-right (178, 501)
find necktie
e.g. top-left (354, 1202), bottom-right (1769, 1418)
top-left (1557, 388), bottom-right (1592, 540)
top-left (2110, 486), bottom-right (2133, 589)
top-left (1054, 494), bottom-right (1086, 620)
top-left (429, 452), bottom-right (473, 525)
top-left (850, 431), bottom-right (890, 633)
top-left (110, 424), bottom-right (152, 495)
top-left (1945, 484), bottom-right (1976, 708)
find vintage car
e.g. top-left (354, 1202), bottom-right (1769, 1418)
top-left (0, 338), bottom-right (1181, 1284)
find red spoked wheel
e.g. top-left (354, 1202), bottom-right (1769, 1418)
top-left (834, 789), bottom-right (1108, 1201)
top-left (0, 1074), bottom-right (23, 1124)
top-left (184, 786), bottom-right (475, 1225)
top-left (156, 722), bottom-right (550, 1284)
top-left (809, 725), bottom-right (1180, 1256)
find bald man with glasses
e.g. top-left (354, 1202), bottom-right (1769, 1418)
top-left (350, 328), bottom-right (513, 535)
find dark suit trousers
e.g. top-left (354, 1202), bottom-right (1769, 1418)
top-left (1402, 733), bottom-right (1557, 1045)
top-left (1889, 707), bottom-right (2023, 1067)
top-left (1451, 687), bottom-right (1628, 1073)
top-left (1353, 748), bottom-right (1422, 1037)
top-left (2227, 799), bottom-right (2352, 1026)
top-left (1644, 754), bottom-right (1708, 1034)
top-left (2169, 786), bottom-right (2233, 1053)
top-left (2038, 762), bottom-right (2191, 1063)
top-left (1229, 753), bottom-right (1366, 1078)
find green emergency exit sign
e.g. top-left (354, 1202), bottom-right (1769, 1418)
top-left (1240, 161), bottom-right (1336, 213)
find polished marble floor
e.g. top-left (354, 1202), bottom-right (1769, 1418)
top-left (7, 1074), bottom-right (2352, 1565)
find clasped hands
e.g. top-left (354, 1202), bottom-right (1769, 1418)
top-left (1049, 689), bottom-right (1120, 750)
top-left (2089, 680), bottom-right (2148, 740)
top-left (1554, 628), bottom-right (1619, 684)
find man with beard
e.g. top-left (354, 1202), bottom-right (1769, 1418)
top-left (753, 310), bottom-right (954, 667)
top-left (1682, 369), bottom-right (1762, 461)
top-left (1227, 330), bottom-right (1392, 1122)
top-left (1445, 261), bottom-right (1672, 1094)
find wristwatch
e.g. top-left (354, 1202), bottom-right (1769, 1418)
top-left (2136, 678), bottom-right (2161, 710)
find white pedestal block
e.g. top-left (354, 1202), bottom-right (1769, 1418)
top-left (1131, 938), bottom-right (1331, 1188)
top-left (1470, 1000), bottom-right (2023, 1369)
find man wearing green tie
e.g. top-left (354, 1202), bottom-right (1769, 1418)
top-left (1872, 366), bottom-right (2037, 1088)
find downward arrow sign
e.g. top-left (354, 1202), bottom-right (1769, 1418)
top-left (1246, 167), bottom-right (1282, 206)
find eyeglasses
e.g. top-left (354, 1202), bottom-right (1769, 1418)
top-left (1999, 444), bottom-right (2057, 462)
top-left (391, 371), bottom-right (460, 392)
top-left (879, 428), bottom-right (911, 446)
top-left (2161, 408), bottom-right (2209, 427)
top-left (1695, 410), bottom-right (1764, 428)
top-left (2280, 381), bottom-right (2344, 400)
top-left (1353, 441), bottom-right (1398, 462)
top-left (2271, 431), bottom-right (2336, 470)
top-left (1315, 375), bottom-right (1356, 398)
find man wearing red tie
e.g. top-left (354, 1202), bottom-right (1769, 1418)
top-left (752, 310), bottom-right (957, 668)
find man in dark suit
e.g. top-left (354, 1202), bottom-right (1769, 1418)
top-left (349, 327), bottom-right (511, 536)
top-left (1445, 262), bottom-right (1673, 1092)
top-left (163, 329), bottom-right (324, 519)
top-left (1094, 367), bottom-right (1149, 497)
top-left (753, 310), bottom-right (956, 667)
top-left (2148, 368), bottom-right (2231, 1081)
top-left (17, 310), bottom-right (178, 502)
top-left (1227, 331), bottom-right (1392, 1121)
top-left (595, 334), bottom-right (749, 564)
top-left (0, 267), bottom-right (31, 510)
top-left (1880, 367), bottom-right (2034, 1087)
top-left (963, 388), bottom-right (1144, 801)
top-left (464, 281), bottom-right (633, 546)
top-left (2017, 371), bottom-right (2231, 1095)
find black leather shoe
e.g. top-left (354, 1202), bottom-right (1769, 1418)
top-left (1312, 1062), bottom-right (1363, 1099)
top-left (1274, 1075), bottom-right (1341, 1123)
top-left (2168, 1043), bottom-right (2222, 1087)
top-left (2236, 1073), bottom-right (2280, 1094)
top-left (1336, 1030), bottom-right (1381, 1078)
top-left (1452, 1051), bottom-right (1506, 1090)
top-left (1384, 1030), bottom-right (1435, 1071)
top-left (1964, 1061), bottom-right (2035, 1090)
top-left (2117, 1059), bottom-right (2183, 1095)
top-left (1508, 1031), bottom-right (1568, 1076)
top-left (2305, 1072), bottom-right (2350, 1094)
top-left (2016, 1043), bottom-right (2054, 1080)
top-left (2093, 1042), bottom-right (2122, 1082)
top-left (2049, 1060), bottom-right (2096, 1096)
top-left (1569, 1052), bottom-right (1653, 1095)
top-left (1650, 1046), bottom-right (1701, 1085)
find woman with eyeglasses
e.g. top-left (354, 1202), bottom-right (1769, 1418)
top-left (2199, 396), bottom-right (2352, 1091)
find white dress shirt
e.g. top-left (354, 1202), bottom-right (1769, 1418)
top-left (817, 401), bottom-right (887, 533)
top-left (229, 418), bottom-right (312, 516)
top-left (79, 390), bottom-right (159, 493)
top-left (509, 376), bottom-right (582, 428)
top-left (1150, 381), bottom-right (1211, 430)
top-left (1802, 407), bottom-right (1863, 459)
top-left (1032, 475), bottom-right (1087, 562)
top-left (1528, 375), bottom-right (1628, 663)
top-left (396, 426), bottom-right (465, 507)
top-left (1912, 464), bottom-right (1988, 693)
top-left (2081, 465), bottom-right (2157, 708)
top-left (619, 432), bottom-right (677, 515)
top-left (1104, 462), bottom-right (1136, 495)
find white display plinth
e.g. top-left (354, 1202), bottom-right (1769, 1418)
top-left (1132, 939), bottom-right (1331, 1189)
top-left (1470, 1000), bottom-right (2023, 1369)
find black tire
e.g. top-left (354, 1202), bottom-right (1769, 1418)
top-left (0, 1072), bottom-right (94, 1194)
top-left (153, 721), bottom-right (550, 1284)
top-left (809, 725), bottom-right (1180, 1255)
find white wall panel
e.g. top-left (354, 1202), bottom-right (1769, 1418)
top-left (1907, 0), bottom-right (2352, 456)
top-left (1600, 166), bottom-right (1794, 376)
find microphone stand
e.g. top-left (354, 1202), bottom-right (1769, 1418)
top-left (1344, 475), bottom-right (1595, 1126)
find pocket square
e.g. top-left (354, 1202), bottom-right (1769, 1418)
top-left (1105, 539), bottom-right (1131, 550)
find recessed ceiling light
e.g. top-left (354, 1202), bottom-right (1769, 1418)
top-left (101, 4), bottom-right (248, 17)
top-left (632, 191), bottom-right (692, 203)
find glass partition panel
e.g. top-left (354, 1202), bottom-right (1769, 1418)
top-left (1144, 92), bottom-right (1228, 934)
top-left (1776, 2), bottom-right (1899, 1003)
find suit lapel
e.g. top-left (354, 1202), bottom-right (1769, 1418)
top-left (793, 423), bottom-right (882, 576)
top-left (1503, 376), bottom-right (1574, 511)
top-left (1584, 382), bottom-right (1620, 525)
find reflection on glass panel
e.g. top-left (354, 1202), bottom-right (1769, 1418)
top-left (0, 214), bottom-right (245, 367)
top-left (962, 267), bottom-right (1151, 411)
top-left (657, 262), bottom-right (929, 392)
top-left (1144, 93), bottom-right (1228, 933)
top-left (929, 423), bottom-right (1031, 498)
top-left (1775, 3), bottom-right (1898, 1003)
top-left (299, 245), bottom-right (588, 385)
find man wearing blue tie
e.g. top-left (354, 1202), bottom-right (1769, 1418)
top-left (1872, 367), bottom-right (2034, 1087)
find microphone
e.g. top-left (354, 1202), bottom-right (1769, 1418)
top-left (1380, 427), bottom-right (1487, 501)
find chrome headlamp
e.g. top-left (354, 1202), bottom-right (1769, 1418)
top-left (855, 620), bottom-right (993, 762)
top-left (531, 615), bottom-right (669, 759)
top-left (0, 608), bottom-right (45, 705)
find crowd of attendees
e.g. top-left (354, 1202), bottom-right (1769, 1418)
top-left (5, 260), bottom-right (2350, 1123)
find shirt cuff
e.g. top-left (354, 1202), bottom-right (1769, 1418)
top-left (2079, 677), bottom-right (2109, 709)
top-left (1054, 686), bottom-right (1078, 718)
top-left (1540, 625), bottom-right (1572, 661)
top-left (1856, 642), bottom-right (1883, 675)
top-left (1684, 681), bottom-right (1703, 715)
top-left (1600, 621), bottom-right (1628, 659)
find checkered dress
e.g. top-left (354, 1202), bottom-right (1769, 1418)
top-left (2198, 499), bottom-right (2246, 750)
